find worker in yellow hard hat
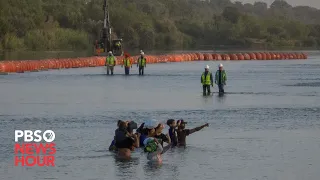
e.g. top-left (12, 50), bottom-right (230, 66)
top-left (201, 65), bottom-right (214, 96)
top-left (105, 51), bottom-right (116, 75)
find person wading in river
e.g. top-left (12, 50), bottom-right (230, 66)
top-left (105, 51), bottom-right (116, 75)
top-left (176, 119), bottom-right (209, 147)
top-left (137, 52), bottom-right (147, 75)
top-left (201, 65), bottom-right (214, 96)
top-left (122, 53), bottom-right (132, 75)
top-left (215, 63), bottom-right (227, 93)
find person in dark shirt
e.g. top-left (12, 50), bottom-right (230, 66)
top-left (167, 119), bottom-right (180, 147)
top-left (176, 119), bottom-right (209, 147)
top-left (109, 120), bottom-right (124, 151)
top-left (136, 122), bottom-right (149, 147)
top-left (154, 123), bottom-right (171, 154)
top-left (201, 65), bottom-right (214, 96)
top-left (117, 135), bottom-right (139, 160)
top-left (154, 123), bottom-right (170, 146)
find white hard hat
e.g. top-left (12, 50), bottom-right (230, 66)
top-left (219, 63), bottom-right (223, 68)
top-left (108, 51), bottom-right (112, 54)
top-left (141, 52), bottom-right (144, 55)
top-left (205, 65), bottom-right (209, 69)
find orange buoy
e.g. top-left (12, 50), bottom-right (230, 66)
top-left (243, 53), bottom-right (250, 60)
top-left (254, 52), bottom-right (262, 60)
top-left (249, 53), bottom-right (256, 60)
top-left (229, 54), bottom-right (238, 60)
top-left (236, 53), bottom-right (244, 60)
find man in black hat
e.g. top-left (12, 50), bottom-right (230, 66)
top-left (176, 119), bottom-right (209, 147)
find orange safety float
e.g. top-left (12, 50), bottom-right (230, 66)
top-left (249, 53), bottom-right (256, 60)
top-left (236, 53), bottom-right (244, 60)
top-left (229, 54), bottom-right (238, 60)
top-left (254, 52), bottom-right (262, 60)
top-left (242, 53), bottom-right (250, 60)
top-left (215, 54), bottom-right (222, 60)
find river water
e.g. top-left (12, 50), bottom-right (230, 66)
top-left (0, 57), bottom-right (320, 180)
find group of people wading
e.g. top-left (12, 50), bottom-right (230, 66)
top-left (105, 50), bottom-right (146, 75)
top-left (109, 119), bottom-right (209, 162)
top-left (106, 50), bottom-right (228, 94)
top-left (201, 64), bottom-right (227, 95)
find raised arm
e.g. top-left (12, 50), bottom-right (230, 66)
top-left (187, 123), bottom-right (209, 135)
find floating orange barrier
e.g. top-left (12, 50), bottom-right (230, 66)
top-left (229, 54), bottom-right (238, 60)
top-left (0, 52), bottom-right (309, 74)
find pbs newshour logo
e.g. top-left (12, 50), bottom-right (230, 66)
top-left (14, 130), bottom-right (56, 167)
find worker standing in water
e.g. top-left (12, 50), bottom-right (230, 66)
top-left (201, 65), bottom-right (214, 96)
top-left (122, 54), bottom-right (132, 75)
top-left (105, 51), bottom-right (116, 75)
top-left (137, 52), bottom-right (146, 75)
top-left (215, 63), bottom-right (227, 93)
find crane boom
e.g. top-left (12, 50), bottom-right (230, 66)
top-left (103, 0), bottom-right (111, 52)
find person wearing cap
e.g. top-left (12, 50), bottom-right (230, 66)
top-left (105, 51), bottom-right (117, 75)
top-left (176, 119), bottom-right (209, 147)
top-left (122, 53), bottom-right (132, 75)
top-left (137, 52), bottom-right (147, 75)
top-left (142, 119), bottom-right (170, 162)
top-left (201, 65), bottom-right (214, 96)
top-left (215, 63), bottom-right (227, 93)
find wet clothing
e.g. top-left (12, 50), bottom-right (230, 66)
top-left (154, 133), bottom-right (169, 147)
top-left (201, 71), bottom-right (213, 95)
top-left (139, 134), bottom-right (148, 147)
top-left (203, 85), bottom-right (211, 96)
top-left (107, 66), bottom-right (114, 75)
top-left (139, 67), bottom-right (144, 75)
top-left (177, 124), bottom-right (208, 147)
top-left (218, 84), bottom-right (224, 93)
top-left (125, 67), bottom-right (130, 75)
top-left (143, 137), bottom-right (165, 161)
top-left (168, 127), bottom-right (178, 147)
top-left (109, 140), bottom-right (117, 151)
top-left (114, 128), bottom-right (130, 148)
top-left (116, 137), bottom-right (135, 149)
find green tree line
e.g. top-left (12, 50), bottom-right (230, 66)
top-left (1, 0), bottom-right (320, 51)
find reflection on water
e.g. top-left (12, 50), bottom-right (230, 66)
top-left (0, 58), bottom-right (320, 180)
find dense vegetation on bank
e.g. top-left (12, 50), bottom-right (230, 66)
top-left (1, 0), bottom-right (320, 51)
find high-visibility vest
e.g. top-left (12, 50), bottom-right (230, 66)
top-left (138, 57), bottom-right (146, 67)
top-left (106, 56), bottom-right (115, 65)
top-left (201, 72), bottom-right (211, 85)
top-left (215, 70), bottom-right (227, 84)
top-left (123, 58), bottom-right (131, 67)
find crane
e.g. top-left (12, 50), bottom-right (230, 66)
top-left (94, 0), bottom-right (123, 56)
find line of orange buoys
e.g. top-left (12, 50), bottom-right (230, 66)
top-left (0, 52), bottom-right (308, 74)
